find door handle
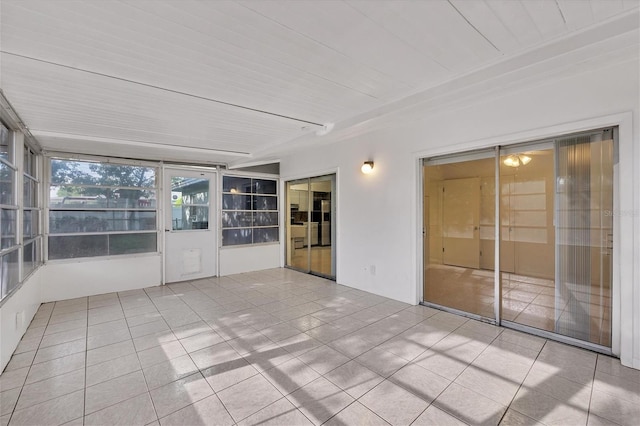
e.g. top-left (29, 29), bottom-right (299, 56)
top-left (165, 229), bottom-right (171, 232)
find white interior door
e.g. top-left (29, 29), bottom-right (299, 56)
top-left (443, 177), bottom-right (480, 268)
top-left (164, 168), bottom-right (217, 283)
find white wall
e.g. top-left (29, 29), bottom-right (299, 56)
top-left (280, 44), bottom-right (640, 369)
top-left (0, 268), bottom-right (42, 371)
top-left (219, 244), bottom-right (280, 276)
top-left (42, 254), bottom-right (162, 302)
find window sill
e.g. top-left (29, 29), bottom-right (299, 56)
top-left (46, 251), bottom-right (160, 265)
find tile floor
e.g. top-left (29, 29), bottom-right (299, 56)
top-left (1, 268), bottom-right (638, 426)
top-left (425, 265), bottom-right (612, 347)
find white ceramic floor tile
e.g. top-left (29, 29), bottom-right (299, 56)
top-left (137, 340), bottom-right (187, 368)
top-left (586, 413), bottom-right (621, 426)
top-left (217, 374), bottom-right (283, 422)
top-left (286, 377), bottom-right (354, 426)
top-left (179, 331), bottom-right (224, 353)
top-left (433, 383), bottom-right (507, 426)
top-left (149, 372), bottom-right (214, 419)
top-left (133, 330), bottom-right (177, 352)
top-left (16, 369), bottom-right (85, 411)
top-left (510, 387), bottom-right (589, 426)
top-left (355, 347), bottom-right (409, 378)
top-left (242, 343), bottom-right (294, 372)
top-left (0, 388), bottom-right (20, 416)
top-left (236, 398), bottom-right (313, 426)
top-left (48, 310), bottom-right (87, 325)
top-left (189, 341), bottom-right (241, 370)
top-left (277, 333), bottom-right (323, 358)
top-left (413, 349), bottom-right (471, 381)
top-left (33, 340), bottom-right (85, 365)
top-left (324, 401), bottom-right (390, 426)
top-left (85, 370), bottom-right (148, 414)
top-left (86, 353), bottom-right (142, 387)
top-left (39, 328), bottom-right (87, 349)
top-left (499, 409), bottom-right (544, 426)
top-left (263, 358), bottom-right (321, 395)
top-left (9, 390), bottom-right (84, 426)
top-left (0, 366), bottom-right (29, 391)
top-left (159, 394), bottom-right (233, 426)
top-left (324, 360), bottom-right (384, 399)
top-left (589, 388), bottom-right (640, 425)
top-left (86, 327), bottom-right (131, 350)
top-left (227, 332), bottom-right (274, 356)
top-left (130, 319), bottom-right (171, 339)
top-left (126, 312), bottom-right (163, 328)
top-left (86, 339), bottom-right (135, 366)
top-left (202, 355), bottom-right (260, 392)
top-left (455, 365), bottom-right (521, 406)
top-left (2, 270), bottom-right (639, 426)
top-left (298, 344), bottom-right (350, 375)
top-left (359, 380), bottom-right (429, 425)
top-left (43, 319), bottom-right (86, 336)
top-left (412, 405), bottom-right (466, 426)
top-left (143, 354), bottom-right (199, 390)
top-left (522, 363), bottom-right (593, 410)
top-left (25, 352), bottom-right (85, 385)
top-left (328, 333), bottom-right (378, 358)
top-left (389, 363), bottom-right (450, 403)
top-left (13, 337), bottom-right (41, 355)
top-left (592, 369), bottom-right (640, 404)
top-left (84, 392), bottom-right (156, 426)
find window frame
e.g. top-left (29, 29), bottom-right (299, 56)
top-left (46, 156), bottom-right (160, 261)
top-left (0, 120), bottom-right (34, 303)
top-left (220, 172), bottom-right (279, 247)
top-left (22, 143), bottom-right (42, 281)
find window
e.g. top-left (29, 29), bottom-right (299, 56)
top-left (171, 177), bottom-right (210, 230)
top-left (48, 159), bottom-right (158, 259)
top-left (23, 145), bottom-right (42, 278)
top-left (0, 121), bottom-right (19, 300)
top-left (221, 175), bottom-right (278, 246)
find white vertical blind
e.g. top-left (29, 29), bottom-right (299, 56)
top-left (555, 130), bottom-right (614, 344)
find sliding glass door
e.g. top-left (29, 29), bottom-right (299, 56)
top-left (499, 130), bottom-right (614, 346)
top-left (423, 128), bottom-right (615, 349)
top-left (285, 174), bottom-right (336, 279)
top-left (498, 144), bottom-right (557, 329)
top-left (554, 132), bottom-right (613, 346)
top-left (423, 153), bottom-right (495, 318)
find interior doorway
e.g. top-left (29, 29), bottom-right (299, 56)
top-left (164, 168), bottom-right (217, 283)
top-left (422, 128), bottom-right (615, 350)
top-left (285, 174), bottom-right (336, 279)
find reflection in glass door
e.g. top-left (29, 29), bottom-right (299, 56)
top-left (500, 130), bottom-right (614, 347)
top-left (286, 179), bottom-right (310, 272)
top-left (309, 175), bottom-right (335, 277)
top-left (423, 153), bottom-right (496, 319)
top-left (499, 145), bottom-right (557, 329)
top-left (423, 128), bottom-right (615, 349)
top-left (286, 175), bottom-right (335, 279)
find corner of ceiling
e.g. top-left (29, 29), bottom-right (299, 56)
top-left (252, 7), bottom-right (640, 164)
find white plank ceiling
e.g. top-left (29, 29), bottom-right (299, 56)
top-left (0, 0), bottom-right (637, 164)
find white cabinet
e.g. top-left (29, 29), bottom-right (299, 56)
top-left (308, 222), bottom-right (318, 245)
top-left (289, 190), bottom-right (309, 211)
top-left (290, 222), bottom-right (318, 247)
top-left (321, 221), bottom-right (331, 245)
top-left (289, 190), bottom-right (298, 207)
top-left (299, 191), bottom-right (309, 211)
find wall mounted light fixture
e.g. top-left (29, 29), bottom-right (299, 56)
top-left (503, 154), bottom-right (531, 167)
top-left (361, 161), bottom-right (374, 174)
